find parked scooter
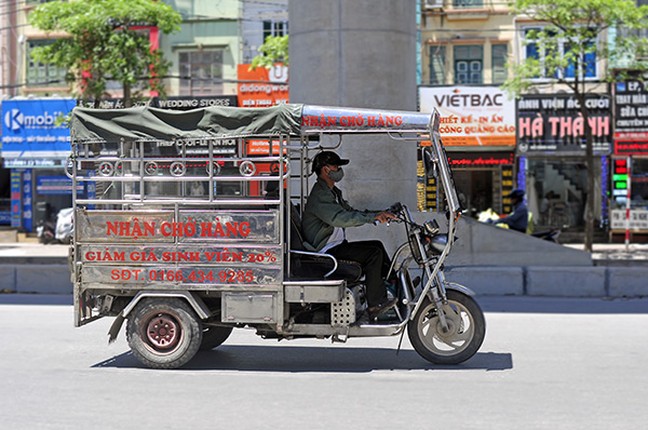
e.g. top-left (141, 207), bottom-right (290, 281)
top-left (55, 208), bottom-right (74, 244)
top-left (36, 207), bottom-right (74, 245)
top-left (36, 218), bottom-right (57, 244)
top-left (531, 228), bottom-right (560, 243)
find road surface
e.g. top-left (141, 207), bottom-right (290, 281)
top-left (1, 295), bottom-right (647, 430)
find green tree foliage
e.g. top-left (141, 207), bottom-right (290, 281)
top-left (250, 35), bottom-right (289, 69)
top-left (29, 0), bottom-right (182, 107)
top-left (505, 0), bottom-right (648, 251)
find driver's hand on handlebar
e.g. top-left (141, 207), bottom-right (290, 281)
top-left (374, 211), bottom-right (397, 224)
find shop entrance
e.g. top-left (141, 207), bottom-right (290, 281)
top-left (527, 159), bottom-right (593, 230)
top-left (453, 168), bottom-right (497, 218)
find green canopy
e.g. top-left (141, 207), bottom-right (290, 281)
top-left (70, 104), bottom-right (304, 142)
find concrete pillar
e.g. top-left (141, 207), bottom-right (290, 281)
top-left (289, 0), bottom-right (418, 209)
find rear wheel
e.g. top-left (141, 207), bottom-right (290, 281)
top-left (200, 326), bottom-right (233, 351)
top-left (408, 290), bottom-right (485, 365)
top-left (126, 298), bottom-right (202, 369)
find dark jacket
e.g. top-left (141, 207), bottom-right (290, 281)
top-left (302, 179), bottom-right (376, 251)
top-left (499, 201), bottom-right (529, 233)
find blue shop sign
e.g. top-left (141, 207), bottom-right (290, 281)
top-left (36, 175), bottom-right (83, 195)
top-left (1, 99), bottom-right (76, 167)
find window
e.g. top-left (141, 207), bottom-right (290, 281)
top-left (453, 0), bottom-right (483, 7)
top-left (429, 46), bottom-right (446, 85)
top-left (491, 44), bottom-right (507, 84)
top-left (26, 40), bottom-right (68, 87)
top-left (178, 50), bottom-right (223, 96)
top-left (523, 28), bottom-right (597, 80)
top-left (263, 21), bottom-right (288, 42)
top-left (454, 45), bottom-right (482, 84)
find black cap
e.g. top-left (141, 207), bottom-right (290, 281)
top-left (312, 151), bottom-right (349, 173)
top-left (508, 189), bottom-right (525, 199)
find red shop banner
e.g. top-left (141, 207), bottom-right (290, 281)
top-left (237, 64), bottom-right (289, 108)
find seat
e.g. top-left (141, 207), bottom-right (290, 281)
top-left (288, 202), bottom-right (362, 283)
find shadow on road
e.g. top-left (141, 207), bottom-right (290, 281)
top-left (92, 345), bottom-right (512, 372)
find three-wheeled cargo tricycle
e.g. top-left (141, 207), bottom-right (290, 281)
top-left (67, 103), bottom-right (485, 368)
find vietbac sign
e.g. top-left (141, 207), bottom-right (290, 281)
top-left (419, 86), bottom-right (516, 148)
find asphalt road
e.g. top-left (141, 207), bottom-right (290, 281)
top-left (1, 295), bottom-right (647, 430)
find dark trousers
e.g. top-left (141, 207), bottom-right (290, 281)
top-left (327, 240), bottom-right (391, 307)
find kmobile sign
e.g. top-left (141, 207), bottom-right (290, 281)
top-left (419, 86), bottom-right (516, 148)
top-left (2, 98), bottom-right (77, 167)
top-left (237, 64), bottom-right (289, 108)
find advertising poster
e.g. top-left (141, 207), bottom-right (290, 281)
top-left (419, 86), bottom-right (516, 148)
top-left (237, 64), bottom-right (289, 108)
top-left (1, 98), bottom-right (77, 168)
top-left (610, 209), bottom-right (648, 230)
top-left (613, 80), bottom-right (648, 155)
top-left (516, 94), bottom-right (612, 155)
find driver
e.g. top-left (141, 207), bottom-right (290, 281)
top-left (302, 151), bottom-right (398, 319)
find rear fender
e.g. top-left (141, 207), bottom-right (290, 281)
top-left (107, 291), bottom-right (211, 343)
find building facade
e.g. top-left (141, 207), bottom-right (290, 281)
top-left (420, 0), bottom-right (612, 236)
top-left (0, 0), bottom-right (287, 231)
top-left (420, 0), bottom-right (517, 218)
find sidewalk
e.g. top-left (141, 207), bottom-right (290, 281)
top-left (0, 243), bottom-right (69, 259)
top-left (564, 243), bottom-right (648, 264)
top-left (1, 242), bottom-right (648, 296)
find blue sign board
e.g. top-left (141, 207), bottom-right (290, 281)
top-left (10, 170), bottom-right (22, 228)
top-left (23, 170), bottom-right (33, 232)
top-left (36, 175), bottom-right (83, 195)
top-left (1, 99), bottom-right (76, 168)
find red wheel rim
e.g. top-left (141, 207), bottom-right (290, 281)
top-left (146, 314), bottom-right (181, 351)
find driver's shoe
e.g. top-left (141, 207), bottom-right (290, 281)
top-left (367, 297), bottom-right (398, 319)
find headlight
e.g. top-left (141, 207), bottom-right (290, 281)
top-left (430, 234), bottom-right (448, 253)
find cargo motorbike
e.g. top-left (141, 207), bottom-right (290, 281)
top-left (67, 104), bottom-right (485, 368)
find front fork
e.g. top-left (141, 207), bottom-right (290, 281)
top-left (414, 263), bottom-right (450, 332)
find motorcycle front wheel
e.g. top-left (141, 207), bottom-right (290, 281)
top-left (408, 289), bottom-right (485, 365)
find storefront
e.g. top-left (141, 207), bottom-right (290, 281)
top-left (516, 94), bottom-right (611, 230)
top-left (610, 80), bottom-right (648, 239)
top-left (419, 86), bottom-right (516, 216)
top-left (1, 99), bottom-right (78, 232)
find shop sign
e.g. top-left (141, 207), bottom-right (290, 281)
top-left (447, 152), bottom-right (514, 167)
top-left (10, 170), bottom-right (21, 228)
top-left (610, 209), bottom-right (648, 230)
top-left (419, 86), bottom-right (516, 147)
top-left (516, 94), bottom-right (612, 155)
top-left (4, 158), bottom-right (66, 169)
top-left (77, 96), bottom-right (238, 110)
top-left (237, 64), bottom-right (289, 108)
top-left (22, 170), bottom-right (33, 232)
top-left (613, 80), bottom-right (648, 155)
top-left (156, 96), bottom-right (237, 110)
top-left (36, 175), bottom-right (83, 195)
top-left (1, 98), bottom-right (76, 165)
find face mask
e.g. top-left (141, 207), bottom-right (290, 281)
top-left (328, 167), bottom-right (344, 182)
